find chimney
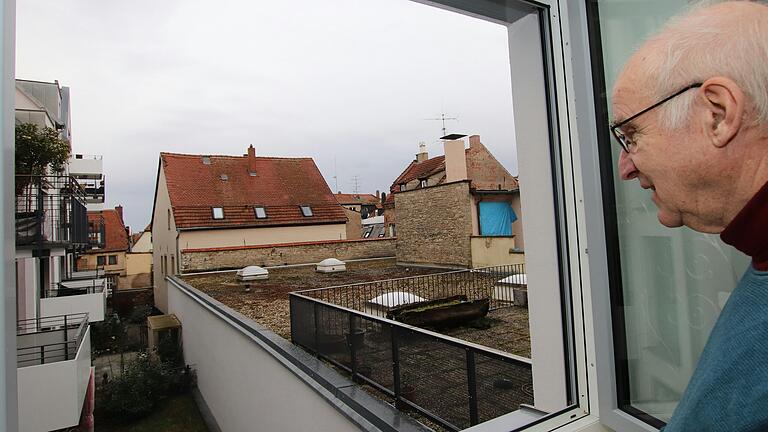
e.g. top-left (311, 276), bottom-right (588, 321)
top-left (115, 205), bottom-right (124, 222)
top-left (247, 145), bottom-right (257, 174)
top-left (443, 139), bottom-right (468, 183)
top-left (416, 141), bottom-right (428, 162)
top-left (469, 135), bottom-right (481, 149)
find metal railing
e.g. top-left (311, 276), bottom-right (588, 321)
top-left (17, 313), bottom-right (89, 367)
top-left (289, 294), bottom-right (533, 431)
top-left (297, 263), bottom-right (526, 317)
top-left (46, 278), bottom-right (106, 298)
top-left (15, 175), bottom-right (89, 249)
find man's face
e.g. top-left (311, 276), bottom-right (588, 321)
top-left (612, 68), bottom-right (712, 230)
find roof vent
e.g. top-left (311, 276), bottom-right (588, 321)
top-left (368, 292), bottom-right (426, 309)
top-left (316, 258), bottom-right (346, 273)
top-left (237, 265), bottom-right (269, 281)
top-left (202, 156), bottom-right (211, 165)
top-left (220, 174), bottom-right (228, 181)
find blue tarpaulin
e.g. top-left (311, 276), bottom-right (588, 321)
top-left (479, 202), bottom-right (517, 236)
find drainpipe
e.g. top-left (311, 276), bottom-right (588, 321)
top-left (175, 229), bottom-right (180, 275)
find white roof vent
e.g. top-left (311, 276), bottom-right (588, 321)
top-left (369, 292), bottom-right (426, 308)
top-left (497, 273), bottom-right (527, 285)
top-left (237, 265), bottom-right (269, 281)
top-left (316, 258), bottom-right (346, 273)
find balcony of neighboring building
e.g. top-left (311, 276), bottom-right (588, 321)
top-left (42, 277), bottom-right (108, 322)
top-left (15, 175), bottom-right (89, 253)
top-left (17, 313), bottom-right (91, 432)
top-left (67, 154), bottom-right (103, 179)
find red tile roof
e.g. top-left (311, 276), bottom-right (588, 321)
top-left (391, 155), bottom-right (448, 189)
top-left (335, 193), bottom-right (379, 205)
top-left (161, 152), bottom-right (347, 229)
top-left (87, 209), bottom-right (129, 252)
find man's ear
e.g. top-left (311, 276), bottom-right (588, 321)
top-left (699, 77), bottom-right (745, 148)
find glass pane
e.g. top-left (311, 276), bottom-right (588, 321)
top-left (594, 0), bottom-right (751, 424)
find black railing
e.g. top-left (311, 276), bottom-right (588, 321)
top-left (46, 278), bottom-right (106, 298)
top-left (17, 313), bottom-right (89, 367)
top-left (15, 175), bottom-right (89, 250)
top-left (297, 263), bottom-right (526, 317)
top-left (289, 293), bottom-right (533, 431)
top-left (87, 213), bottom-right (106, 248)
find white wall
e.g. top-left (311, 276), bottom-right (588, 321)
top-left (168, 280), bottom-right (362, 432)
top-left (16, 258), bottom-right (38, 322)
top-left (40, 291), bottom-right (106, 322)
top-left (17, 327), bottom-right (91, 432)
top-left (178, 223), bottom-right (347, 250)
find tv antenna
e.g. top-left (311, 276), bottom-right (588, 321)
top-left (350, 175), bottom-right (361, 194)
top-left (425, 113), bottom-right (458, 137)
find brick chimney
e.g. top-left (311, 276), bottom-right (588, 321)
top-left (247, 145), bottom-right (257, 174)
top-left (416, 141), bottom-right (428, 162)
top-left (469, 135), bottom-right (481, 149)
top-left (444, 139), bottom-right (468, 182)
top-left (115, 205), bottom-right (124, 222)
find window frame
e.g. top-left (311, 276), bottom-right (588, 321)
top-left (97, 255), bottom-right (106, 267)
top-left (212, 207), bottom-right (225, 220)
top-left (300, 205), bottom-right (313, 217)
top-left (108, 255), bottom-right (117, 265)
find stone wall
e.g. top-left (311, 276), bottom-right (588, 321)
top-left (181, 238), bottom-right (395, 272)
top-left (395, 181), bottom-right (473, 267)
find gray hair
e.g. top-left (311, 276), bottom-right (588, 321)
top-left (643, 1), bottom-right (768, 131)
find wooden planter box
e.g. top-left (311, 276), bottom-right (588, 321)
top-left (386, 295), bottom-right (490, 328)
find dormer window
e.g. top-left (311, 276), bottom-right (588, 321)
top-left (254, 206), bottom-right (267, 219)
top-left (202, 156), bottom-right (211, 165)
top-left (212, 207), bottom-right (224, 219)
top-left (300, 206), bottom-right (313, 217)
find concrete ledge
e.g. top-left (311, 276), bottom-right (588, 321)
top-left (167, 276), bottom-right (430, 432)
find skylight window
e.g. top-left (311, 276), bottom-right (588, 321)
top-left (300, 206), bottom-right (313, 217)
top-left (254, 206), bottom-right (267, 219)
top-left (212, 207), bottom-right (224, 219)
top-left (202, 156), bottom-right (211, 165)
top-left (220, 174), bottom-right (228, 181)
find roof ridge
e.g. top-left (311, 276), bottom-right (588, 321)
top-left (160, 152), bottom-right (312, 161)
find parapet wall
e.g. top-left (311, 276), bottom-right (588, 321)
top-left (181, 238), bottom-right (395, 272)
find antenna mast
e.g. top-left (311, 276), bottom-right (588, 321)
top-left (425, 112), bottom-right (458, 136)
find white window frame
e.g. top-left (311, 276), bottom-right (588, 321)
top-left (300, 205), bottom-right (313, 217)
top-left (212, 207), bottom-right (224, 220)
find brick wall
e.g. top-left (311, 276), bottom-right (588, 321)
top-left (181, 238), bottom-right (395, 272)
top-left (466, 136), bottom-right (518, 191)
top-left (395, 181), bottom-right (473, 267)
top-left (343, 207), bottom-right (362, 240)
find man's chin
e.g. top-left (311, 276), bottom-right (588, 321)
top-left (657, 211), bottom-right (684, 228)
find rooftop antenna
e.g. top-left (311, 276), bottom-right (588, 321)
top-left (333, 157), bottom-right (339, 193)
top-left (350, 175), bottom-right (361, 194)
top-left (425, 112), bottom-right (458, 137)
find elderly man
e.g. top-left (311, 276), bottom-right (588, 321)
top-left (612, 1), bottom-right (768, 430)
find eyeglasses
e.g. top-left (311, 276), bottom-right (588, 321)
top-left (610, 83), bottom-right (703, 153)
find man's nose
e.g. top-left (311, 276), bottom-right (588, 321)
top-left (618, 150), bottom-right (638, 180)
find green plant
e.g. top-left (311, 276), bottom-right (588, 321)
top-left (97, 352), bottom-right (196, 423)
top-left (91, 314), bottom-right (126, 356)
top-left (14, 122), bottom-right (70, 193)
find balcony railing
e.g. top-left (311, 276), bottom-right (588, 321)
top-left (17, 313), bottom-right (89, 367)
top-left (297, 264), bottom-right (526, 316)
top-left (15, 175), bottom-right (88, 250)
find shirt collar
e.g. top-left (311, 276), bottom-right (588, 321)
top-left (720, 180), bottom-right (768, 271)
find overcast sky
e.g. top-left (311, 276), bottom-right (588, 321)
top-left (16, 0), bottom-right (517, 231)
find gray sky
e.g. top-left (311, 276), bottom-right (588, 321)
top-left (16, 0), bottom-right (517, 231)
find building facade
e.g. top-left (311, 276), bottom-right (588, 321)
top-left (151, 145), bottom-right (348, 311)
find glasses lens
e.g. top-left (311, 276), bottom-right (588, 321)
top-left (611, 126), bottom-right (629, 153)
